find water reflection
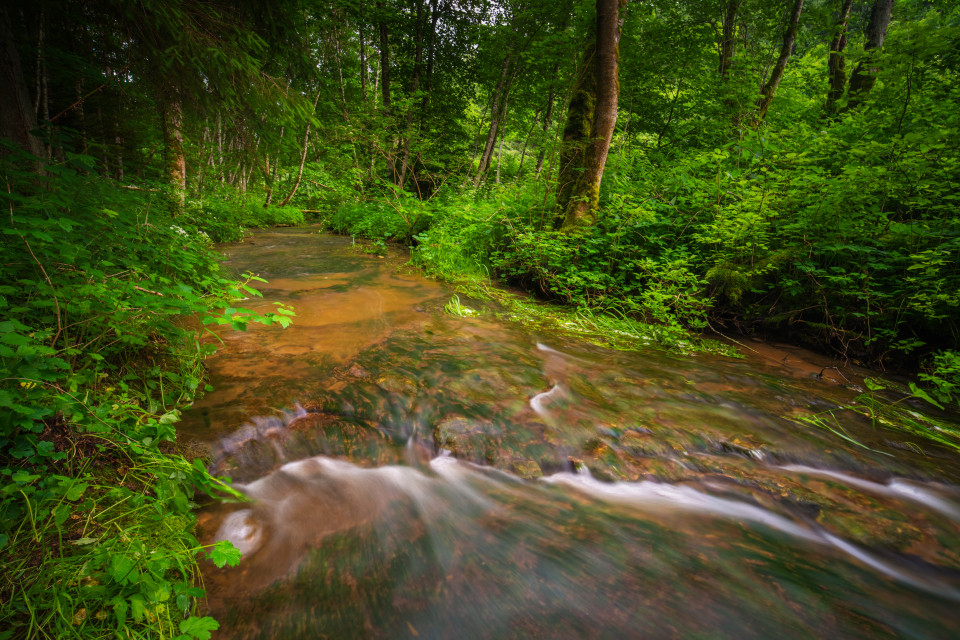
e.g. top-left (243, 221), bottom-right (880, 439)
top-left (183, 229), bottom-right (960, 638)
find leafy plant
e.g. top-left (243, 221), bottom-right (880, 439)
top-left (0, 146), bottom-right (270, 639)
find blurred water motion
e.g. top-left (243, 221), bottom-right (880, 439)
top-left (183, 229), bottom-right (960, 639)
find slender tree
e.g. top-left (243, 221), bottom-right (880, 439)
top-left (718, 0), bottom-right (740, 81)
top-left (825, 0), bottom-right (854, 114)
top-left (474, 50), bottom-right (515, 187)
top-left (397, 0), bottom-right (426, 188)
top-left (752, 0), bottom-right (805, 126)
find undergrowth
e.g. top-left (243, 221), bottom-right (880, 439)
top-left (0, 146), bottom-right (288, 639)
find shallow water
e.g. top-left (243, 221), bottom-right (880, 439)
top-left (182, 228), bottom-right (960, 638)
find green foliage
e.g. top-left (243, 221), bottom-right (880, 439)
top-left (443, 295), bottom-right (479, 317)
top-left (0, 146), bottom-right (272, 638)
top-left (919, 350), bottom-right (960, 410)
top-left (188, 198), bottom-right (306, 243)
top-left (325, 182), bottom-right (434, 244)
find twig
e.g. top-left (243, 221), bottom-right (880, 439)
top-left (133, 285), bottom-right (164, 297)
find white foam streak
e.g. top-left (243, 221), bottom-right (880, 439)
top-left (824, 533), bottom-right (960, 601)
top-left (543, 470), bottom-right (960, 602)
top-left (221, 455), bottom-right (960, 602)
top-left (542, 472), bottom-right (821, 543)
top-left (780, 465), bottom-right (960, 522)
top-left (530, 384), bottom-right (565, 417)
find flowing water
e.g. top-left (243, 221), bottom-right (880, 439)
top-left (180, 228), bottom-right (960, 639)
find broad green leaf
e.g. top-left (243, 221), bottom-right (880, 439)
top-left (179, 616), bottom-right (220, 640)
top-left (208, 539), bottom-right (242, 568)
top-left (909, 383), bottom-right (945, 410)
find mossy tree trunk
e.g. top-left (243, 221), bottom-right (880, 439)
top-left (556, 0), bottom-right (621, 232)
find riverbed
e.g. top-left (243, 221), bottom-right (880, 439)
top-left (180, 228), bottom-right (960, 639)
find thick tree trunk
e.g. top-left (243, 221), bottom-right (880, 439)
top-left (0, 6), bottom-right (44, 161)
top-left (555, 53), bottom-right (595, 223)
top-left (558, 0), bottom-right (621, 231)
top-left (474, 51), bottom-right (513, 187)
top-left (160, 78), bottom-right (186, 213)
top-left (825, 0), bottom-right (854, 114)
top-left (752, 0), bottom-right (805, 126)
top-left (846, 0), bottom-right (894, 110)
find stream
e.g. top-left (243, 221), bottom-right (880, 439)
top-left (180, 228), bottom-right (960, 639)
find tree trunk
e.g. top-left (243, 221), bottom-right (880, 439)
top-left (359, 13), bottom-right (367, 103)
top-left (718, 0), bottom-right (740, 80)
top-left (846, 0), bottom-right (894, 110)
top-left (279, 90), bottom-right (322, 207)
top-left (419, 0), bottom-right (441, 130)
top-left (398, 0), bottom-right (425, 189)
top-left (555, 54), bottom-right (594, 222)
top-left (377, 3), bottom-right (397, 182)
top-left (263, 153), bottom-right (274, 206)
top-left (825, 0), bottom-right (854, 114)
top-left (495, 94), bottom-right (509, 184)
top-left (469, 102), bottom-right (490, 169)
top-left (114, 115), bottom-right (124, 180)
top-left (474, 51), bottom-right (513, 187)
top-left (558, 0), bottom-right (621, 231)
top-left (333, 25), bottom-right (351, 122)
top-left (0, 6), bottom-right (44, 161)
top-left (752, 0), bottom-right (805, 126)
top-left (161, 78), bottom-right (186, 214)
top-left (518, 107), bottom-right (542, 178)
top-left (535, 66), bottom-right (559, 175)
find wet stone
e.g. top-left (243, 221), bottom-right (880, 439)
top-left (512, 460), bottom-right (543, 480)
top-left (435, 416), bottom-right (502, 460)
top-left (375, 374), bottom-right (419, 395)
top-left (346, 363), bottom-right (370, 378)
